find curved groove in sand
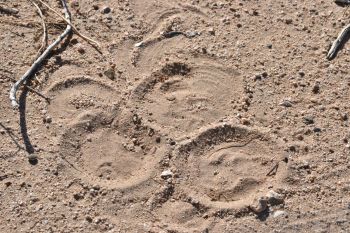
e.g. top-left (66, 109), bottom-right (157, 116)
top-left (129, 60), bottom-right (243, 138)
top-left (44, 75), bottom-right (120, 123)
top-left (174, 123), bottom-right (283, 210)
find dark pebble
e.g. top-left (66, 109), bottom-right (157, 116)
top-left (303, 116), bottom-right (314, 125)
top-left (313, 127), bottom-right (321, 133)
top-left (312, 83), bottom-right (320, 94)
top-left (102, 6), bottom-right (111, 14)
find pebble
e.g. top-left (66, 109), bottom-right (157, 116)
top-left (28, 154), bottom-right (38, 164)
top-left (102, 6), bottom-right (111, 14)
top-left (312, 83), bottom-right (320, 94)
top-left (273, 210), bottom-right (288, 218)
top-left (280, 100), bottom-right (293, 107)
top-left (313, 127), bottom-right (321, 133)
top-left (44, 116), bottom-right (52, 124)
top-left (104, 67), bottom-right (115, 80)
top-left (208, 27), bottom-right (215, 35)
top-left (250, 197), bottom-right (268, 214)
top-left (303, 116), bottom-right (314, 125)
top-left (267, 190), bottom-right (284, 206)
top-left (76, 44), bottom-right (85, 54)
top-left (285, 18), bottom-right (293, 24)
top-left (160, 170), bottom-right (173, 179)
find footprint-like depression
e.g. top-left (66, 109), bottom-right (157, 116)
top-left (44, 75), bottom-right (120, 124)
top-left (130, 59), bottom-right (244, 138)
top-left (174, 123), bottom-right (284, 210)
top-left (59, 110), bottom-right (165, 191)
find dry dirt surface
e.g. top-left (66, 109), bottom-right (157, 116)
top-left (1, 0), bottom-right (350, 232)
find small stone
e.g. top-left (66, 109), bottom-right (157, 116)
top-left (102, 6), bottom-right (111, 14)
top-left (155, 136), bottom-right (161, 143)
top-left (43, 116), bottom-right (52, 124)
top-left (267, 44), bottom-right (272, 49)
top-left (341, 113), bottom-right (348, 121)
top-left (267, 190), bottom-right (284, 205)
top-left (280, 100), bottom-right (293, 107)
top-left (166, 96), bottom-right (176, 101)
top-left (241, 118), bottom-right (250, 125)
top-left (273, 210), bottom-right (288, 218)
top-left (312, 83), bottom-right (320, 94)
top-left (71, 38), bottom-right (79, 44)
top-left (104, 67), bottom-right (115, 80)
top-left (73, 193), bottom-right (83, 201)
top-left (134, 41), bottom-right (144, 47)
top-left (28, 154), bottom-right (38, 165)
top-left (185, 31), bottom-right (199, 38)
top-left (254, 74), bottom-right (262, 81)
top-left (285, 18), bottom-right (293, 24)
top-left (313, 127), bottom-right (321, 133)
top-left (250, 197), bottom-right (268, 214)
top-left (303, 116), bottom-right (314, 125)
top-left (160, 170), bottom-right (173, 179)
top-left (76, 44), bottom-right (85, 54)
top-left (208, 27), bottom-right (215, 35)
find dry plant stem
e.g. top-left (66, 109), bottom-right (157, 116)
top-left (9, 77), bottom-right (49, 102)
top-left (9, 0), bottom-right (72, 108)
top-left (327, 23), bottom-right (350, 60)
top-left (29, 0), bottom-right (48, 58)
top-left (36, 0), bottom-right (100, 48)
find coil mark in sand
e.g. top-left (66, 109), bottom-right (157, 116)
top-left (175, 123), bottom-right (283, 210)
top-left (59, 112), bottom-right (165, 190)
top-left (45, 76), bottom-right (120, 123)
top-left (131, 60), bottom-right (243, 138)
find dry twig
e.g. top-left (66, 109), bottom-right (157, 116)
top-left (327, 24), bottom-right (350, 60)
top-left (36, 0), bottom-right (100, 49)
top-left (9, 0), bottom-right (72, 107)
top-left (9, 77), bottom-right (50, 102)
top-left (29, 0), bottom-right (48, 58)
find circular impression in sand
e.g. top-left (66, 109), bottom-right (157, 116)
top-left (130, 60), bottom-right (243, 138)
top-left (45, 75), bottom-right (120, 123)
top-left (59, 111), bottom-right (165, 190)
top-left (174, 123), bottom-right (283, 210)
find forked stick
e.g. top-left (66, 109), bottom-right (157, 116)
top-left (9, 0), bottom-right (72, 107)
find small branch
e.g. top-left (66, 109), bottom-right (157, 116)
top-left (36, 0), bottom-right (100, 49)
top-left (29, 0), bottom-right (48, 58)
top-left (25, 85), bottom-right (50, 103)
top-left (9, 77), bottom-right (50, 102)
top-left (327, 24), bottom-right (350, 60)
top-left (9, 0), bottom-right (72, 108)
top-left (266, 162), bottom-right (279, 176)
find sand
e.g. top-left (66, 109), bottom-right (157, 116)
top-left (0, 0), bottom-right (350, 232)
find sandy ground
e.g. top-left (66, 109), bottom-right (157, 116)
top-left (1, 0), bottom-right (350, 232)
